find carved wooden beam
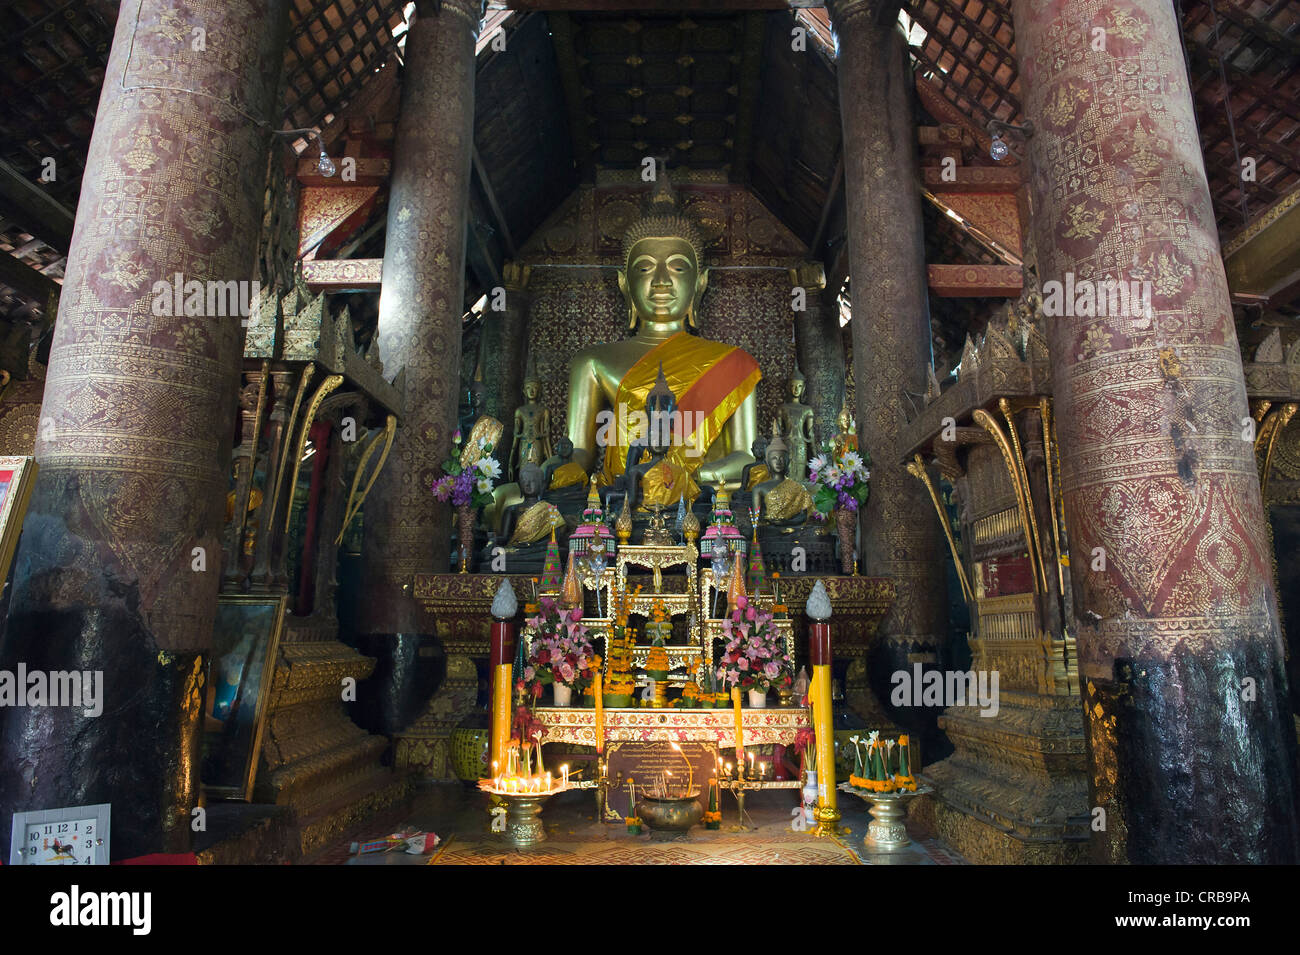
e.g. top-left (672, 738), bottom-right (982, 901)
top-left (927, 264), bottom-right (1022, 297)
top-left (302, 258), bottom-right (383, 292)
top-left (0, 159), bottom-right (75, 250)
top-left (921, 166), bottom-right (1022, 192)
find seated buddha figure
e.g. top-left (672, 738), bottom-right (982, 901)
top-left (543, 436), bottom-right (587, 492)
top-left (498, 464), bottom-right (564, 550)
top-left (741, 435), bottom-right (769, 492)
top-left (752, 423), bottom-right (815, 527)
top-left (829, 397), bottom-right (858, 458)
top-left (627, 364), bottom-right (700, 513)
top-left (566, 175), bottom-right (760, 488)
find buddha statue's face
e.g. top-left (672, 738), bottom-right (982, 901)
top-left (790, 378), bottom-right (805, 400)
top-left (621, 236), bottom-right (705, 328)
top-left (519, 465), bottom-right (544, 497)
top-left (556, 436), bottom-right (573, 458)
top-left (838, 409), bottom-right (852, 432)
top-left (751, 440), bottom-right (766, 460)
top-left (766, 448), bottom-right (789, 478)
top-left (524, 380), bottom-right (540, 402)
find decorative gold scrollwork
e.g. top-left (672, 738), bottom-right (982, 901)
top-left (283, 374), bottom-right (344, 535)
top-left (906, 453), bottom-right (973, 606)
top-left (973, 406), bottom-right (1047, 595)
top-left (336, 413), bottom-right (397, 545)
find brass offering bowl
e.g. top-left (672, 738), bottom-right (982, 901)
top-left (496, 791), bottom-right (556, 849)
top-left (636, 793), bottom-right (704, 836)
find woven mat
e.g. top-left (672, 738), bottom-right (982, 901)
top-left (428, 829), bottom-right (860, 865)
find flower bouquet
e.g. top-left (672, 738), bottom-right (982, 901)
top-left (432, 429), bottom-right (503, 572)
top-left (519, 597), bottom-right (598, 705)
top-left (808, 441), bottom-right (870, 573)
top-left (714, 595), bottom-right (793, 696)
top-left (793, 725), bottom-right (817, 775)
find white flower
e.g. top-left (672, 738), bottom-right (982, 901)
top-left (842, 451), bottom-right (863, 473)
top-left (476, 476), bottom-right (492, 493)
top-left (810, 454), bottom-right (828, 473)
top-left (823, 466), bottom-right (843, 485)
top-left (867, 730), bottom-right (880, 744)
top-left (476, 456), bottom-right (501, 478)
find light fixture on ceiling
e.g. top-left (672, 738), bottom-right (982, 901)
top-left (315, 135), bottom-right (337, 177)
top-left (985, 119), bottom-right (1034, 161)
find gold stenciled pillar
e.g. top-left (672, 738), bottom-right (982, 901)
top-left (361, 0), bottom-right (480, 635)
top-left (825, 0), bottom-right (947, 716)
top-left (1012, 0), bottom-right (1299, 862)
top-left (790, 263), bottom-right (845, 447)
top-left (482, 261), bottom-right (531, 465)
top-left (0, 0), bottom-right (290, 861)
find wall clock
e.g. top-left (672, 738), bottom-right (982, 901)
top-left (9, 804), bottom-right (111, 865)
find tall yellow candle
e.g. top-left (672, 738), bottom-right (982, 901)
top-left (731, 686), bottom-right (743, 763)
top-left (594, 672), bottom-right (605, 754)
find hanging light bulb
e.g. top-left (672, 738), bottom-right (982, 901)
top-left (316, 137), bottom-right (337, 177)
top-left (989, 133), bottom-right (1008, 161)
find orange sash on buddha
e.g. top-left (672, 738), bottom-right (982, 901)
top-left (598, 332), bottom-right (761, 486)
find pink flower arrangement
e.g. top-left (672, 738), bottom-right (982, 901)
top-left (715, 596), bottom-right (792, 692)
top-left (522, 597), bottom-right (598, 692)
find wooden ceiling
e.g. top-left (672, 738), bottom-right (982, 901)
top-left (0, 0), bottom-right (1297, 327)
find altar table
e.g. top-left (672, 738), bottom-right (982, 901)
top-left (535, 706), bottom-right (811, 747)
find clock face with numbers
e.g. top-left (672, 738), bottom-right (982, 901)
top-left (9, 805), bottom-right (110, 866)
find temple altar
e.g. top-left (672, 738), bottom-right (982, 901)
top-left (534, 707), bottom-right (811, 747)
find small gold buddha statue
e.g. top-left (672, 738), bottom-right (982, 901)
top-left (752, 422), bottom-right (815, 526)
top-left (499, 464), bottom-right (564, 549)
top-left (509, 358), bottom-right (551, 482)
top-left (829, 396), bottom-right (857, 458)
top-left (565, 174), bottom-right (760, 487)
top-left (778, 365), bottom-right (815, 481)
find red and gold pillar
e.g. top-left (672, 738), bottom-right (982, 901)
top-left (357, 0), bottom-right (480, 728)
top-left (0, 0), bottom-right (290, 861)
top-left (825, 0), bottom-right (947, 727)
top-left (1012, 0), bottom-right (1298, 862)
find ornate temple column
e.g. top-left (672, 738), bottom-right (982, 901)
top-left (790, 263), bottom-right (845, 446)
top-left (356, 0), bottom-right (479, 733)
top-left (1011, 0), bottom-right (1298, 862)
top-left (0, 0), bottom-right (290, 861)
top-left (825, 1), bottom-right (947, 731)
top-left (481, 261), bottom-right (531, 470)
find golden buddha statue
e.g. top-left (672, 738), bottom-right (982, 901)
top-left (566, 175), bottom-right (760, 487)
top-left (499, 464), bottom-right (564, 548)
top-left (509, 358), bottom-right (551, 482)
top-left (829, 396), bottom-right (857, 458)
top-left (777, 365), bottom-right (814, 481)
top-left (752, 422), bottom-right (815, 526)
top-left (543, 435), bottom-right (587, 491)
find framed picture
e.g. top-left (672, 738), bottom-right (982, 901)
top-left (202, 594), bottom-right (287, 801)
top-left (0, 455), bottom-right (38, 585)
top-left (9, 803), bottom-right (111, 865)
